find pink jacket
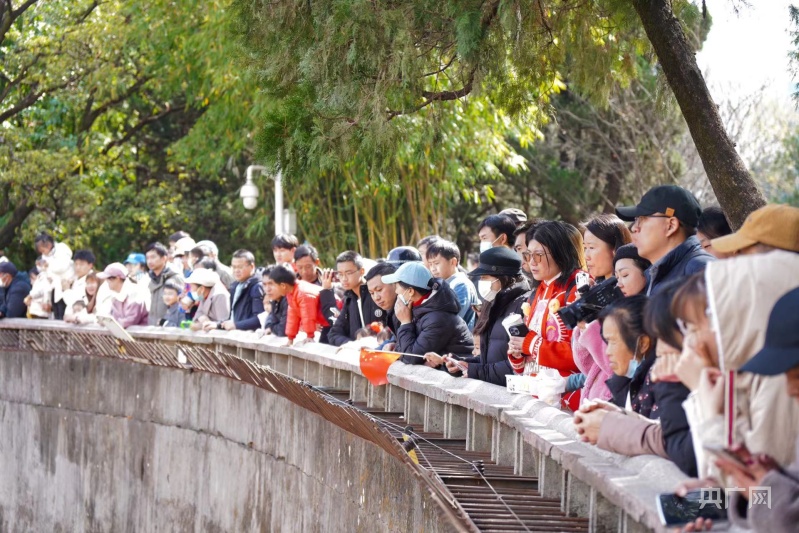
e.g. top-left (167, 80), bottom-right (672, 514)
top-left (111, 295), bottom-right (149, 328)
top-left (572, 321), bottom-right (613, 403)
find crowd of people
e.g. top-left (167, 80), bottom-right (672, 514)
top-left (0, 186), bottom-right (798, 531)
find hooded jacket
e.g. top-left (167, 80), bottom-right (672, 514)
top-left (229, 274), bottom-right (265, 330)
top-left (326, 284), bottom-right (386, 346)
top-left (646, 235), bottom-right (714, 295)
top-left (0, 272), bottom-right (31, 318)
top-left (464, 283), bottom-right (529, 385)
top-left (148, 266), bottom-right (184, 325)
top-left (684, 250), bottom-right (799, 479)
top-left (396, 279), bottom-right (474, 363)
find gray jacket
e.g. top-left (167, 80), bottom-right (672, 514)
top-left (148, 266), bottom-right (184, 326)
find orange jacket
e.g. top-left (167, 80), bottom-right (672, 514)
top-left (508, 269), bottom-right (586, 410)
top-left (285, 280), bottom-right (329, 340)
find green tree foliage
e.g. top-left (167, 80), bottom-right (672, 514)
top-left (0, 0), bottom-right (263, 265)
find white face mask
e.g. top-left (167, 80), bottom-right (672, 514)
top-left (479, 235), bottom-right (501, 254)
top-left (398, 289), bottom-right (413, 307)
top-left (0, 277), bottom-right (7, 288)
top-left (478, 279), bottom-right (499, 302)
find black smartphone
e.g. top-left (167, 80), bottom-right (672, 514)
top-left (508, 323), bottom-right (529, 337)
top-left (657, 490), bottom-right (728, 527)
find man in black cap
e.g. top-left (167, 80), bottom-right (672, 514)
top-left (0, 261), bottom-right (32, 319)
top-left (616, 185), bottom-right (713, 295)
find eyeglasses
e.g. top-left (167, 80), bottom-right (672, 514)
top-left (520, 250), bottom-right (532, 261)
top-left (529, 251), bottom-right (550, 265)
top-left (631, 214), bottom-right (672, 230)
top-left (336, 269), bottom-right (359, 278)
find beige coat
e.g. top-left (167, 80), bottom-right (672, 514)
top-left (687, 251), bottom-right (799, 479)
top-left (194, 282), bottom-right (230, 323)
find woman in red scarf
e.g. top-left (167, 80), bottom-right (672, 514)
top-left (508, 221), bottom-right (588, 411)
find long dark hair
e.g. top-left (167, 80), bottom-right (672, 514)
top-left (473, 274), bottom-right (526, 336)
top-left (527, 221), bottom-right (584, 287)
top-left (583, 213), bottom-right (632, 251)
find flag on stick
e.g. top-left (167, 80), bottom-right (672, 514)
top-left (360, 348), bottom-right (402, 386)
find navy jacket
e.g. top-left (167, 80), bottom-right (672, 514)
top-left (326, 284), bottom-right (387, 346)
top-left (647, 236), bottom-right (714, 295)
top-left (264, 296), bottom-right (288, 337)
top-left (606, 352), bottom-right (658, 419)
top-left (229, 274), bottom-right (265, 331)
top-left (0, 272), bottom-right (31, 318)
top-left (655, 381), bottom-right (698, 477)
top-left (464, 284), bottom-right (529, 386)
top-left (397, 279), bottom-right (474, 363)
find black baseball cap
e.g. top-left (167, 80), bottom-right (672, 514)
top-left (740, 287), bottom-right (799, 376)
top-left (616, 185), bottom-right (702, 227)
top-left (469, 246), bottom-right (522, 277)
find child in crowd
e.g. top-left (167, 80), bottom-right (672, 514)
top-left (25, 262), bottom-right (52, 319)
top-left (160, 280), bottom-right (185, 327)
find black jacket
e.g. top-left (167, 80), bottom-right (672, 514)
top-left (655, 381), bottom-right (697, 477)
top-left (463, 284), bottom-right (529, 386)
top-left (396, 279), bottom-right (474, 364)
top-left (646, 236), bottom-right (714, 295)
top-left (0, 272), bottom-right (31, 318)
top-left (229, 274), bottom-right (265, 331)
top-left (606, 352), bottom-right (658, 418)
top-left (326, 284), bottom-right (387, 346)
top-left (264, 296), bottom-right (287, 337)
top-left (317, 287), bottom-right (340, 344)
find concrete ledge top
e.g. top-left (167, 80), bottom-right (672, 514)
top-left (0, 319), bottom-right (688, 531)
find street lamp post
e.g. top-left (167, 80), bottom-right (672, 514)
top-left (240, 165), bottom-right (283, 235)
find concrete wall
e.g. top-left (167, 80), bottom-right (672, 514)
top-left (0, 349), bottom-right (447, 533)
top-left (0, 320), bottom-right (696, 532)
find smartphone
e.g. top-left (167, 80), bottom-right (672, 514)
top-left (508, 323), bottom-right (529, 337)
top-left (657, 490), bottom-right (728, 527)
top-left (703, 444), bottom-right (747, 468)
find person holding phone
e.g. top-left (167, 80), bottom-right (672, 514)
top-left (506, 221), bottom-right (587, 410)
top-left (678, 287), bottom-right (799, 532)
top-left (426, 247), bottom-right (529, 385)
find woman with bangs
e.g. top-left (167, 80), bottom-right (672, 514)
top-left (507, 221), bottom-right (587, 411)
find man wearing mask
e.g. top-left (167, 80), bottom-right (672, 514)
top-left (477, 214), bottom-right (516, 253)
top-left (0, 262), bottom-right (30, 319)
top-left (186, 269), bottom-right (230, 331)
top-left (615, 185), bottom-right (713, 295)
top-left (146, 242), bottom-right (185, 325)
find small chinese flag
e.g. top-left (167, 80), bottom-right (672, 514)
top-left (359, 348), bottom-right (402, 386)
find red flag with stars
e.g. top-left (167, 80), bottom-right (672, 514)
top-left (359, 348), bottom-right (402, 386)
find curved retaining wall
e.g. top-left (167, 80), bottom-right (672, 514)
top-left (0, 320), bottom-right (691, 532)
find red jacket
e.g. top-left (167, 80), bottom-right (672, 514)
top-left (509, 269), bottom-right (585, 410)
top-left (285, 280), bottom-right (330, 340)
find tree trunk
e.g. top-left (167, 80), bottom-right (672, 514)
top-left (0, 202), bottom-right (35, 250)
top-left (632, 0), bottom-right (765, 229)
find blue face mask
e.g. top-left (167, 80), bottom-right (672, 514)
top-left (188, 290), bottom-right (203, 303)
top-left (626, 336), bottom-right (644, 379)
top-left (625, 358), bottom-right (639, 379)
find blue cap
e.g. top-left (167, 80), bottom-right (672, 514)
top-left (381, 261), bottom-right (432, 290)
top-left (740, 287), bottom-right (799, 376)
top-left (123, 253), bottom-right (146, 265)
